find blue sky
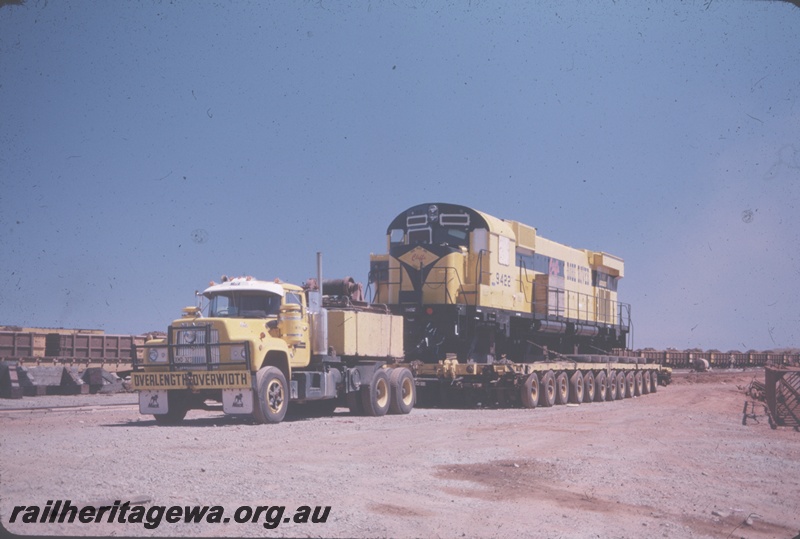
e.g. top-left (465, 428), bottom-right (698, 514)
top-left (1, 1), bottom-right (798, 351)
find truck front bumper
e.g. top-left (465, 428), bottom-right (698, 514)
top-left (131, 370), bottom-right (252, 391)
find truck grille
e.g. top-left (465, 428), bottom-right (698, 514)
top-left (174, 327), bottom-right (220, 369)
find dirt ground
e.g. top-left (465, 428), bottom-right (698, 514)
top-left (1, 369), bottom-right (798, 538)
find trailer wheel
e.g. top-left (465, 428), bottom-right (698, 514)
top-left (153, 392), bottom-right (189, 425)
top-left (520, 373), bottom-right (539, 409)
top-left (634, 372), bottom-right (643, 396)
top-left (616, 371), bottom-right (626, 399)
top-left (583, 371), bottom-right (595, 403)
top-left (594, 371), bottom-right (607, 402)
top-left (555, 372), bottom-right (570, 405)
top-left (606, 371), bottom-right (617, 401)
top-left (569, 371), bottom-right (584, 404)
top-left (389, 368), bottom-right (415, 414)
top-left (625, 372), bottom-right (635, 398)
top-left (253, 366), bottom-right (288, 424)
top-left (642, 371), bottom-right (651, 394)
top-left (617, 371), bottom-right (626, 400)
top-left (539, 371), bottom-right (556, 407)
top-left (650, 371), bottom-right (659, 392)
top-left (362, 369), bottom-right (391, 416)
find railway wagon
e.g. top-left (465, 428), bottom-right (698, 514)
top-left (369, 202), bottom-right (631, 363)
top-left (0, 327), bottom-right (144, 364)
top-left (626, 349), bottom-right (791, 369)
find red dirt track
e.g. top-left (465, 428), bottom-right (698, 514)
top-left (1, 370), bottom-right (798, 538)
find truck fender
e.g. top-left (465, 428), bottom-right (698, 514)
top-left (259, 350), bottom-right (291, 384)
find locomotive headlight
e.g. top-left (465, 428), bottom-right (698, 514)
top-left (148, 348), bottom-right (167, 363)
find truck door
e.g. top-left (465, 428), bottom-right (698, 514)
top-left (282, 291), bottom-right (311, 368)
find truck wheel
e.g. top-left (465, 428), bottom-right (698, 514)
top-left (594, 371), bottom-right (607, 402)
top-left (569, 371), bottom-right (584, 404)
top-left (153, 393), bottom-right (189, 425)
top-left (362, 369), bottom-right (391, 416)
top-left (389, 368), bottom-right (415, 415)
top-left (606, 371), bottom-right (618, 401)
top-left (520, 373), bottom-right (539, 409)
top-left (642, 371), bottom-right (651, 394)
top-left (583, 371), bottom-right (595, 403)
top-left (538, 370), bottom-right (556, 407)
top-left (651, 371), bottom-right (659, 392)
top-left (253, 366), bottom-right (288, 424)
top-left (555, 371), bottom-right (569, 405)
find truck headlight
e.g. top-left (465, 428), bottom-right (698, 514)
top-left (230, 345), bottom-right (247, 360)
top-left (184, 331), bottom-right (197, 344)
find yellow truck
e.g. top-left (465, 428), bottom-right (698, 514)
top-left (131, 260), bottom-right (413, 425)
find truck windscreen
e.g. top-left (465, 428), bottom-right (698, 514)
top-left (208, 292), bottom-right (282, 318)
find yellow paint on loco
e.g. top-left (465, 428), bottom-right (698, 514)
top-left (378, 203), bottom-right (627, 328)
top-left (422, 250), bottom-right (466, 305)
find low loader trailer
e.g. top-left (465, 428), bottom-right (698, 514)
top-left (408, 355), bottom-right (669, 408)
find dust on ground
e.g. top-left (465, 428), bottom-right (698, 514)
top-left (1, 370), bottom-right (797, 538)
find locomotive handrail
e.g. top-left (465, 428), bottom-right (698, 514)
top-left (444, 265), bottom-right (467, 306)
top-left (372, 264), bottom-right (404, 302)
top-left (417, 265), bottom-right (470, 306)
top-left (475, 249), bottom-right (491, 287)
top-left (532, 284), bottom-right (630, 330)
top-left (369, 260), bottom-right (475, 307)
top-left (617, 302), bottom-right (632, 330)
top-left (451, 266), bottom-right (470, 306)
top-left (517, 260), bottom-right (533, 304)
top-left (515, 261), bottom-right (629, 328)
top-left (417, 267), bottom-right (450, 302)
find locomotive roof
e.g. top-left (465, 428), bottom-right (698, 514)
top-left (388, 202), bottom-right (624, 275)
top-left (388, 202), bottom-right (515, 237)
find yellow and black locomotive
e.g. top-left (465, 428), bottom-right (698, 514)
top-left (369, 203), bottom-right (630, 362)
